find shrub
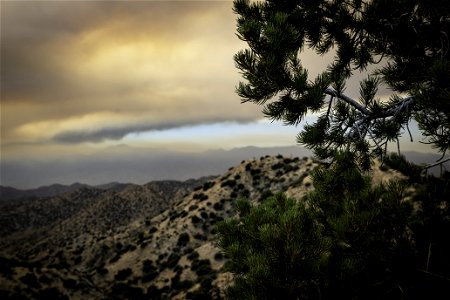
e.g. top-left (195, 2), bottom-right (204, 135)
top-left (200, 211), bottom-right (209, 220)
top-left (114, 268), bottom-right (132, 281)
top-left (20, 273), bottom-right (40, 289)
top-left (111, 283), bottom-right (144, 299)
top-left (214, 252), bottom-right (224, 261)
top-left (202, 181), bottom-right (215, 191)
top-left (62, 278), bottom-right (77, 289)
top-left (96, 267), bottom-right (108, 276)
top-left (191, 259), bottom-right (213, 277)
top-left (193, 193), bottom-right (208, 201)
top-left (213, 202), bottom-right (223, 211)
top-left (193, 233), bottom-right (206, 241)
top-left (177, 232), bottom-right (190, 247)
top-left (221, 180), bottom-right (237, 188)
top-left (187, 251), bottom-right (199, 261)
top-left (165, 253), bottom-right (181, 269)
top-left (191, 215), bottom-right (201, 225)
top-left (36, 287), bottom-right (68, 300)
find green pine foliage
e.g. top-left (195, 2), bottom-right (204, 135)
top-left (225, 1), bottom-right (450, 298)
top-left (233, 0), bottom-right (450, 167)
top-left (217, 152), bottom-right (450, 299)
top-left (217, 194), bottom-right (330, 300)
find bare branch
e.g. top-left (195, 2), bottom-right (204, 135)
top-left (324, 87), bottom-right (415, 120)
top-left (422, 157), bottom-right (450, 171)
top-left (325, 87), bottom-right (371, 114)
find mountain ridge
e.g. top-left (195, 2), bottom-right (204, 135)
top-left (2, 146), bottom-right (447, 200)
top-left (0, 154), bottom-right (407, 299)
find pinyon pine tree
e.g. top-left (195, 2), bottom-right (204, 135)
top-left (217, 0), bottom-right (450, 299)
top-left (218, 152), bottom-right (450, 299)
top-left (233, 0), bottom-right (450, 167)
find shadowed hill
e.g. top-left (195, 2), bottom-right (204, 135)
top-left (0, 155), bottom-right (409, 299)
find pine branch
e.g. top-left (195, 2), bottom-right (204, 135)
top-left (325, 86), bottom-right (371, 114)
top-left (324, 86), bottom-right (415, 118)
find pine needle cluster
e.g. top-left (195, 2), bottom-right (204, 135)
top-left (217, 153), bottom-right (450, 299)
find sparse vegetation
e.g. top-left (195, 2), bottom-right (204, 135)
top-left (177, 232), bottom-right (190, 247)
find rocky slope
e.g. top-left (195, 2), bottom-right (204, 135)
top-left (0, 155), bottom-right (402, 299)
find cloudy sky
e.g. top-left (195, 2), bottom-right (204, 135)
top-left (0, 0), bottom-right (437, 188)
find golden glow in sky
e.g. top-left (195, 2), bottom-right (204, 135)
top-left (0, 1), bottom-right (437, 188)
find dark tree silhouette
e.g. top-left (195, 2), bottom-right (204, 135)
top-left (233, 0), bottom-right (450, 169)
top-left (217, 1), bottom-right (450, 299)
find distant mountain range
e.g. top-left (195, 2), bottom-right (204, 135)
top-left (1, 146), bottom-right (448, 200)
top-left (0, 152), bottom-right (447, 299)
top-left (0, 155), bottom-right (323, 299)
top-left (0, 182), bottom-right (125, 203)
top-left (1, 145), bottom-right (313, 191)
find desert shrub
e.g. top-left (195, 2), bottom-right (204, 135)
top-left (200, 211), bottom-right (208, 220)
top-left (214, 252), bottom-right (224, 261)
top-left (272, 161), bottom-right (287, 170)
top-left (250, 168), bottom-right (261, 176)
top-left (191, 259), bottom-right (213, 277)
top-left (191, 215), bottom-right (201, 225)
top-left (177, 232), bottom-right (190, 247)
top-left (20, 273), bottom-right (40, 289)
top-left (221, 180), bottom-right (237, 188)
top-left (72, 247), bottom-right (83, 256)
top-left (73, 255), bottom-right (82, 265)
top-left (36, 287), bottom-right (68, 300)
top-left (165, 253), bottom-right (181, 269)
top-left (147, 285), bottom-right (170, 299)
top-left (110, 283), bottom-right (144, 300)
top-left (39, 274), bottom-right (52, 284)
top-left (0, 257), bottom-right (17, 277)
top-left (187, 250), bottom-right (199, 261)
top-left (149, 226), bottom-right (158, 234)
top-left (170, 210), bottom-right (180, 221)
top-left (141, 269), bottom-right (158, 283)
top-left (115, 242), bottom-right (123, 250)
top-left (114, 268), bottom-right (132, 281)
top-left (193, 193), bottom-right (208, 201)
top-left (202, 181), bottom-right (215, 191)
top-left (96, 267), bottom-right (108, 276)
top-left (186, 290), bottom-right (213, 300)
top-left (194, 233), bottom-right (206, 241)
top-left (173, 279), bottom-right (194, 291)
top-left (109, 254), bottom-right (121, 264)
top-left (62, 278), bottom-right (77, 289)
top-left (142, 259), bottom-right (155, 273)
top-left (213, 202), bottom-right (223, 211)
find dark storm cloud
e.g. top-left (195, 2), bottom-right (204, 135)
top-left (1, 0), bottom-right (263, 146)
top-left (52, 122), bottom-right (190, 143)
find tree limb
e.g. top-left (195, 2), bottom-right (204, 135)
top-left (324, 86), bottom-right (415, 118)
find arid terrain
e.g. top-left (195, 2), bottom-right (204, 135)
top-left (0, 155), bottom-right (406, 299)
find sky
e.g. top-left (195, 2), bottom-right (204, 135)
top-left (0, 0), bottom-right (439, 188)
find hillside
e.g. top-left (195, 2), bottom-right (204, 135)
top-left (0, 155), bottom-right (403, 299)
